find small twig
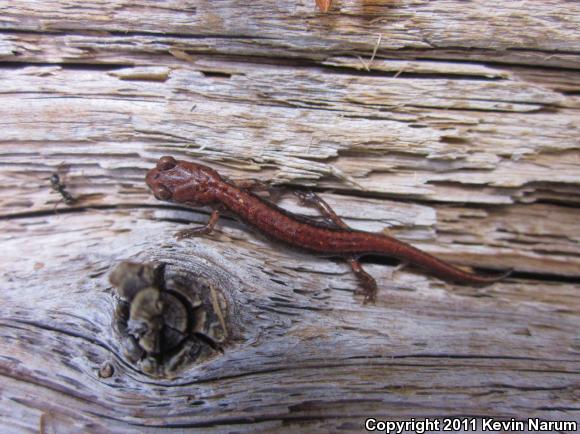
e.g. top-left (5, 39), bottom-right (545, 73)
top-left (209, 283), bottom-right (228, 338)
top-left (393, 64), bottom-right (406, 79)
top-left (358, 34), bottom-right (383, 72)
top-left (356, 55), bottom-right (368, 71)
top-left (369, 34), bottom-right (382, 69)
top-left (329, 165), bottom-right (365, 190)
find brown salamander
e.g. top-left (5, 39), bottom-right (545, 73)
top-left (146, 156), bottom-right (508, 302)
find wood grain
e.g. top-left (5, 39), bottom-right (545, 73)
top-left (0, 0), bottom-right (578, 432)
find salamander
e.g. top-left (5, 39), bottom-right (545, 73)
top-left (146, 156), bottom-right (509, 302)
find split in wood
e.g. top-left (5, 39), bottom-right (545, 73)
top-left (110, 261), bottom-right (229, 378)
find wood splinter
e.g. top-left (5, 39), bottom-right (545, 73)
top-left (316, 0), bottom-right (333, 13)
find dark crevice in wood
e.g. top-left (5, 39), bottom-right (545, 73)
top-left (506, 46), bottom-right (580, 56)
top-left (483, 383), bottom-right (574, 392)
top-left (323, 65), bottom-right (504, 82)
top-left (534, 406), bottom-right (580, 412)
top-left (107, 30), bottom-right (278, 41)
top-left (0, 28), bottom-right (64, 36)
top-left (0, 27), bottom-right (278, 41)
top-left (349, 50), bottom-right (580, 72)
top-left (285, 182), bottom-right (513, 208)
top-left (60, 62), bottom-right (137, 72)
top-left (0, 60), bottom-right (135, 71)
top-left (0, 203), bottom-right (157, 221)
top-left (360, 254), bottom-right (580, 284)
top-left (534, 198), bottom-right (580, 209)
top-left (404, 47), bottom-right (580, 65)
top-left (501, 270), bottom-right (580, 284)
top-left (143, 356), bottom-right (579, 390)
top-left (152, 216), bottom-right (205, 226)
top-left (396, 54), bottom-right (576, 70)
top-left (199, 70), bottom-right (233, 79)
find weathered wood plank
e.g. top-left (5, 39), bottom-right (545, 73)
top-left (1, 211), bottom-right (579, 431)
top-left (0, 60), bottom-right (577, 277)
top-left (1, 0), bottom-right (579, 432)
top-left (1, 0), bottom-right (579, 68)
top-left (0, 64), bottom-right (577, 202)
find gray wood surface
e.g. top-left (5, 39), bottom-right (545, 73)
top-left (0, 1), bottom-right (578, 432)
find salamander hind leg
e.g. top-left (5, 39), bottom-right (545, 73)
top-left (348, 258), bottom-right (378, 304)
top-left (175, 209), bottom-right (221, 240)
top-left (293, 191), bottom-right (380, 303)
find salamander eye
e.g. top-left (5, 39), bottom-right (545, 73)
top-left (157, 156), bottom-right (177, 171)
top-left (154, 184), bottom-right (172, 200)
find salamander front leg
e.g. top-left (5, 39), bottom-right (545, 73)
top-left (175, 209), bottom-right (221, 240)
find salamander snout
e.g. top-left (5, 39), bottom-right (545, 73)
top-left (146, 156), bottom-right (178, 201)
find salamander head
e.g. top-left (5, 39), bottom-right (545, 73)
top-left (146, 156), bottom-right (221, 206)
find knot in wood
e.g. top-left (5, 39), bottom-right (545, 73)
top-left (110, 261), bottom-right (229, 378)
